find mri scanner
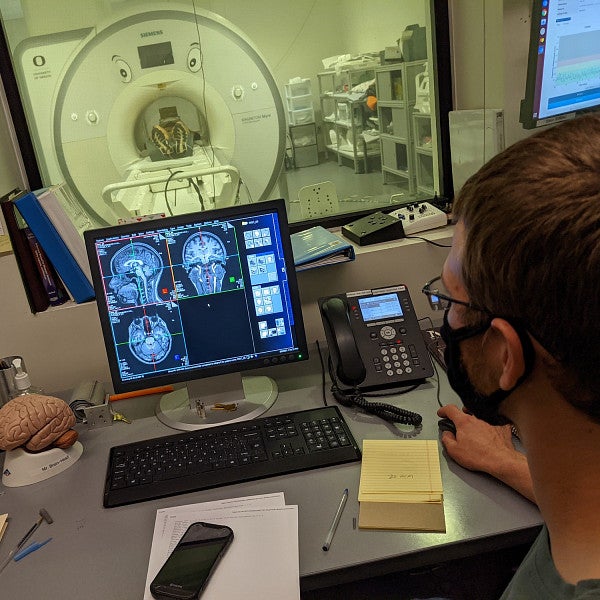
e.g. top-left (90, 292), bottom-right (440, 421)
top-left (15, 4), bottom-right (286, 225)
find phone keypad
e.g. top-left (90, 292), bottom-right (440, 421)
top-left (373, 340), bottom-right (421, 377)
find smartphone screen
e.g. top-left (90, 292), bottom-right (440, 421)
top-left (150, 522), bottom-right (234, 600)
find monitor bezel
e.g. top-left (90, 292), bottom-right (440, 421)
top-left (84, 198), bottom-right (308, 394)
top-left (520, 0), bottom-right (600, 129)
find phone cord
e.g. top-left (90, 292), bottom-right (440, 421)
top-left (331, 385), bottom-right (423, 427)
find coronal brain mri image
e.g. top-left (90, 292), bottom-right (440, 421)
top-left (182, 230), bottom-right (228, 295)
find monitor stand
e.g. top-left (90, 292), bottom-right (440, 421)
top-left (155, 372), bottom-right (278, 431)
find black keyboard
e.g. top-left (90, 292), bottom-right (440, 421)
top-left (104, 406), bottom-right (361, 508)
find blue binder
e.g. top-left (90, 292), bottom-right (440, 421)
top-left (15, 191), bottom-right (95, 303)
top-left (291, 226), bottom-right (355, 271)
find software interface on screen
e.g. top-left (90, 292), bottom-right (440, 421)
top-left (358, 293), bottom-right (404, 323)
top-left (85, 201), bottom-right (305, 394)
top-left (527, 0), bottom-right (600, 124)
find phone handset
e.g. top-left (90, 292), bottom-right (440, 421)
top-left (320, 297), bottom-right (366, 387)
top-left (318, 288), bottom-right (426, 426)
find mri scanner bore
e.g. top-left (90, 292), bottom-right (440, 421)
top-left (15, 4), bottom-right (286, 225)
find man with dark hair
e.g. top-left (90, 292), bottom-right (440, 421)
top-left (423, 113), bottom-right (600, 598)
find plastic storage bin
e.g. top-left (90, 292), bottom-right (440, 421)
top-left (286, 94), bottom-right (313, 111)
top-left (288, 108), bottom-right (315, 125)
top-left (284, 78), bottom-right (312, 98)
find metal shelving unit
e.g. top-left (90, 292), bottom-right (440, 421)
top-left (375, 60), bottom-right (427, 192)
top-left (317, 66), bottom-right (380, 174)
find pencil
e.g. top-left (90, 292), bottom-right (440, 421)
top-left (108, 385), bottom-right (174, 402)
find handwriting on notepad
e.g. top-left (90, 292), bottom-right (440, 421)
top-left (357, 439), bottom-right (446, 531)
top-left (358, 440), bottom-right (443, 497)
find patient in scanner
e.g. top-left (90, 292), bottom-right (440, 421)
top-left (109, 99), bottom-right (237, 217)
top-left (149, 106), bottom-right (193, 160)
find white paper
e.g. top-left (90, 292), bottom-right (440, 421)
top-left (144, 494), bottom-right (300, 600)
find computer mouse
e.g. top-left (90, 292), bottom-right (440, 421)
top-left (438, 418), bottom-right (457, 435)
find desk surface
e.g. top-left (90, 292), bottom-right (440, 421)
top-left (0, 366), bottom-right (542, 598)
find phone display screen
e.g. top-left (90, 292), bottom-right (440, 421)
top-left (151, 523), bottom-right (233, 599)
top-left (358, 293), bottom-right (403, 322)
top-left (152, 540), bottom-right (226, 591)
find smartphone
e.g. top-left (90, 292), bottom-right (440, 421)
top-left (150, 522), bottom-right (234, 600)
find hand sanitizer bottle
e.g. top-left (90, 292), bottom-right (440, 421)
top-left (11, 358), bottom-right (43, 396)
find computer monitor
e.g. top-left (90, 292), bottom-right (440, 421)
top-left (84, 199), bottom-right (308, 430)
top-left (520, 0), bottom-right (600, 129)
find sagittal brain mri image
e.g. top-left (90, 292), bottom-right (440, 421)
top-left (109, 242), bottom-right (163, 305)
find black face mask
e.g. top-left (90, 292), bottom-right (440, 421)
top-left (440, 310), bottom-right (536, 425)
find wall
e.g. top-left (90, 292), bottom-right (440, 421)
top-left (502, 0), bottom-right (535, 146)
top-left (449, 0), bottom-right (533, 148)
top-left (340, 0), bottom-right (426, 55)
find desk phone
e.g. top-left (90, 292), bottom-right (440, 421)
top-left (319, 285), bottom-right (433, 391)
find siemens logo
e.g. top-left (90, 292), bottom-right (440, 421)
top-left (141, 30), bottom-right (163, 38)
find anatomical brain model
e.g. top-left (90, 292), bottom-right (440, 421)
top-left (0, 394), bottom-right (78, 452)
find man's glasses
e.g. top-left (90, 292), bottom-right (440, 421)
top-left (421, 276), bottom-right (489, 314)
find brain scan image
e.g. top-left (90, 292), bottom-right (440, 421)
top-left (109, 242), bottom-right (163, 305)
top-left (182, 231), bottom-right (227, 295)
top-left (128, 314), bottom-right (172, 364)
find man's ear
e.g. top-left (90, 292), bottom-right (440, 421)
top-left (490, 318), bottom-right (526, 390)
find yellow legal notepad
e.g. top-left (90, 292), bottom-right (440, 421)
top-left (0, 513), bottom-right (8, 541)
top-left (358, 439), bottom-right (446, 531)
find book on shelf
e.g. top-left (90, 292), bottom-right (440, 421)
top-left (1, 188), bottom-right (51, 313)
top-left (35, 182), bottom-right (101, 284)
top-left (23, 228), bottom-right (70, 307)
top-left (358, 439), bottom-right (446, 532)
top-left (290, 225), bottom-right (355, 271)
top-left (14, 190), bottom-right (95, 304)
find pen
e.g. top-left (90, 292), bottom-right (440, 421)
top-left (322, 488), bottom-right (348, 551)
top-left (14, 538), bottom-right (52, 562)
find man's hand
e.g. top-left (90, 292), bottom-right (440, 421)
top-left (437, 404), bottom-right (536, 503)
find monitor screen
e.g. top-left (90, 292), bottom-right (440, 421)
top-left (84, 199), bottom-right (308, 428)
top-left (520, 0), bottom-right (600, 129)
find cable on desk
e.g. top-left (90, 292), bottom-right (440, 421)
top-left (315, 339), bottom-right (328, 406)
top-left (418, 316), bottom-right (443, 408)
top-left (326, 356), bottom-right (423, 427)
top-left (331, 385), bottom-right (423, 426)
top-left (405, 236), bottom-right (451, 248)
